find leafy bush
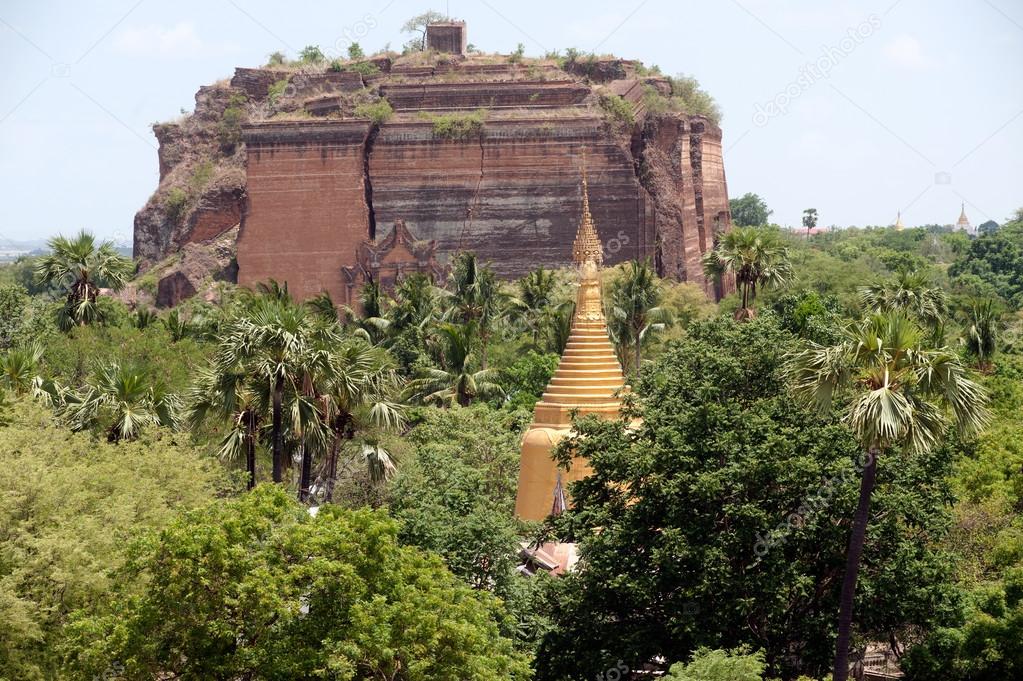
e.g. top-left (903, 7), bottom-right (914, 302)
top-left (499, 350), bottom-right (559, 410)
top-left (163, 186), bottom-right (189, 223)
top-left (265, 50), bottom-right (286, 66)
top-left (267, 77), bottom-right (289, 106)
top-left (509, 42), bottom-right (526, 64)
top-left (354, 98), bottom-right (393, 124)
top-left (422, 108), bottom-right (487, 139)
top-left (298, 44), bottom-right (324, 63)
top-left (598, 92), bottom-right (635, 127)
top-left (664, 647), bottom-right (767, 681)
top-left (347, 42), bottom-right (365, 60)
top-left (0, 285), bottom-right (28, 349)
top-left (348, 60), bottom-right (381, 76)
top-left (218, 92), bottom-right (247, 152)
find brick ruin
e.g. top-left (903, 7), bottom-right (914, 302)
top-left (133, 23), bottom-right (733, 306)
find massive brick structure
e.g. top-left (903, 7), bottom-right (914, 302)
top-left (133, 25), bottom-right (733, 305)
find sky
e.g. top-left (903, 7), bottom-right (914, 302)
top-left (1, 0), bottom-right (1021, 245)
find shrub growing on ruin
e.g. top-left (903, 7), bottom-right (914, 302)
top-left (267, 78), bottom-right (289, 107)
top-left (354, 99), bottom-right (394, 125)
top-left (423, 108), bottom-right (487, 140)
top-left (598, 92), bottom-right (635, 128)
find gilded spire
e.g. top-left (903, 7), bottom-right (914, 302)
top-left (572, 164), bottom-right (603, 267)
top-left (957, 202), bottom-right (970, 229)
top-left (894, 210), bottom-right (904, 230)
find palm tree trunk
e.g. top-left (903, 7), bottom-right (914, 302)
top-left (833, 447), bottom-right (879, 681)
top-left (325, 434), bottom-right (340, 503)
top-left (634, 338), bottom-right (642, 375)
top-left (299, 443), bottom-right (312, 502)
top-left (271, 375), bottom-right (284, 483)
top-left (245, 411), bottom-right (256, 490)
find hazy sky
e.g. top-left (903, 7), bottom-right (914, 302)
top-left (1, 0), bottom-right (1021, 244)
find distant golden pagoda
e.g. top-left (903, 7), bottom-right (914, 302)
top-left (956, 202), bottom-right (971, 232)
top-left (893, 211), bottom-right (904, 231)
top-left (514, 168), bottom-right (626, 522)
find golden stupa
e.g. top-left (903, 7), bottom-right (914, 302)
top-left (893, 210), bottom-right (904, 231)
top-left (956, 202), bottom-right (971, 232)
top-left (514, 169), bottom-right (627, 521)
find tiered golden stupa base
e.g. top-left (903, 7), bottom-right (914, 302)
top-left (514, 317), bottom-right (625, 521)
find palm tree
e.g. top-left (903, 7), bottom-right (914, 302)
top-left (188, 365), bottom-right (264, 489)
top-left (511, 266), bottom-right (559, 347)
top-left (702, 227), bottom-right (792, 320)
top-left (388, 272), bottom-right (440, 335)
top-left (0, 345), bottom-right (43, 395)
top-left (606, 260), bottom-right (672, 373)
top-left (34, 230), bottom-right (133, 330)
top-left (314, 340), bottom-right (405, 501)
top-left (48, 362), bottom-right (182, 441)
top-left (216, 293), bottom-right (330, 483)
top-left (342, 280), bottom-right (391, 344)
top-left (448, 252), bottom-right (504, 368)
top-left (802, 207), bottom-right (819, 238)
top-left (859, 270), bottom-right (949, 333)
top-left (407, 322), bottom-right (503, 407)
top-left (962, 299), bottom-right (999, 370)
top-left (785, 312), bottom-right (989, 681)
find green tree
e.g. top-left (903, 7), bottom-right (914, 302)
top-left (949, 218), bottom-right (1023, 308)
top-left (401, 10), bottom-right (448, 52)
top-left (43, 361), bottom-right (182, 441)
top-left (728, 193), bottom-right (772, 227)
top-left (299, 44), bottom-right (324, 62)
top-left (62, 486), bottom-right (532, 680)
top-left (902, 568), bottom-right (1023, 681)
top-left (702, 227), bottom-right (792, 320)
top-left (0, 284), bottom-right (28, 349)
top-left (511, 266), bottom-right (560, 347)
top-left (216, 292), bottom-right (330, 483)
top-left (786, 312), bottom-right (990, 681)
top-left (536, 317), bottom-right (961, 679)
top-left (962, 299), bottom-right (999, 370)
top-left (606, 259), bottom-right (671, 373)
top-left (313, 338), bottom-right (405, 502)
top-left (448, 252), bottom-right (504, 368)
top-left (0, 400), bottom-right (228, 679)
top-left (408, 322), bottom-right (503, 407)
top-left (859, 269), bottom-right (949, 333)
top-left (802, 207), bottom-right (819, 238)
top-left (390, 405), bottom-right (524, 594)
top-left (347, 42), bottom-right (365, 60)
top-left (188, 363), bottom-right (264, 489)
top-left (34, 230), bottom-right (133, 330)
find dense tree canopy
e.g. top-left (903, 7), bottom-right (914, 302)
top-left (63, 485), bottom-right (532, 680)
top-left (728, 193), bottom-right (773, 227)
top-left (536, 316), bottom-right (961, 680)
top-left (0, 401), bottom-right (231, 680)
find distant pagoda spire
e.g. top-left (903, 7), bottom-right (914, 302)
top-left (894, 210), bottom-right (904, 230)
top-left (957, 202), bottom-right (971, 232)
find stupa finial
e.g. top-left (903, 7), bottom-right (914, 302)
top-left (572, 158), bottom-right (603, 267)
